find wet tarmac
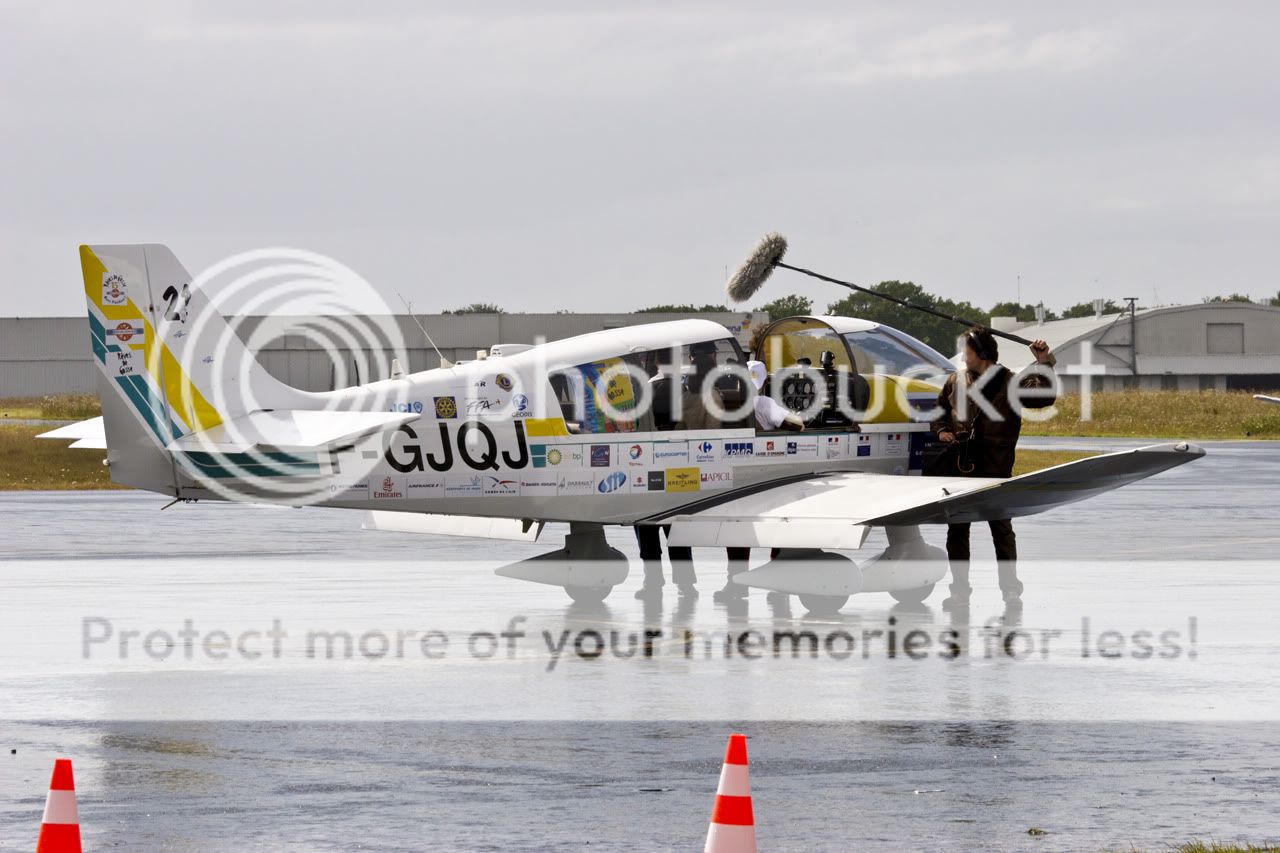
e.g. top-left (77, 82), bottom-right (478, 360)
top-left (0, 438), bottom-right (1277, 850)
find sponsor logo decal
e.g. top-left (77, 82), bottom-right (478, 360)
top-left (388, 401), bottom-right (425, 414)
top-left (434, 396), bottom-right (458, 419)
top-left (102, 272), bottom-right (127, 306)
top-left (108, 350), bottom-right (137, 377)
top-left (631, 471), bottom-right (647, 490)
top-left (483, 476), bottom-right (519, 495)
top-left (597, 471), bottom-right (627, 494)
top-left (372, 475), bottom-right (406, 499)
top-left (105, 320), bottom-right (145, 345)
top-left (444, 473), bottom-right (484, 496)
top-left (512, 393), bottom-right (529, 414)
top-left (692, 440), bottom-right (716, 463)
top-left (699, 468), bottom-right (733, 489)
top-left (652, 442), bottom-right (688, 463)
top-left (519, 473), bottom-right (558, 495)
top-left (825, 436), bottom-right (844, 459)
top-left (664, 466), bottom-right (700, 493)
top-left (557, 473), bottom-right (593, 496)
top-left (647, 470), bottom-right (665, 491)
top-left (590, 445), bottom-right (610, 467)
top-left (723, 441), bottom-right (753, 458)
top-left (629, 444), bottom-right (643, 460)
top-left (857, 434), bottom-right (872, 457)
top-left (495, 374), bottom-right (514, 392)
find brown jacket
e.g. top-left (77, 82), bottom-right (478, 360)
top-left (930, 355), bottom-right (1058, 477)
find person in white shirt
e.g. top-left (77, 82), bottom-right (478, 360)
top-left (748, 360), bottom-right (804, 432)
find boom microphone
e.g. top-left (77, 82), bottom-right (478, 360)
top-left (725, 232), bottom-right (1034, 347)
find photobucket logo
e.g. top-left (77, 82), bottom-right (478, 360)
top-left (169, 248), bottom-right (410, 506)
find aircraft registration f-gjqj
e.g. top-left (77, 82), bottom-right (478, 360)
top-left (42, 244), bottom-right (1205, 613)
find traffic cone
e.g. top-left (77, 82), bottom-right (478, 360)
top-left (704, 733), bottom-right (756, 853)
top-left (35, 758), bottom-right (81, 853)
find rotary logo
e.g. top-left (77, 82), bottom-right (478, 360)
top-left (102, 273), bottom-right (128, 306)
top-left (434, 396), bottom-right (457, 419)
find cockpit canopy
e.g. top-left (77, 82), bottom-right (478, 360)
top-left (758, 316), bottom-right (954, 382)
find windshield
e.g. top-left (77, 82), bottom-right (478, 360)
top-left (843, 329), bottom-right (954, 377)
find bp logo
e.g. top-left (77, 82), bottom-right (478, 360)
top-left (547, 449), bottom-right (562, 465)
top-left (495, 374), bottom-right (514, 391)
top-left (434, 396), bottom-right (457, 419)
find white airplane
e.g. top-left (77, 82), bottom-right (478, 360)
top-left (43, 244), bottom-right (1205, 613)
top-left (1256, 394), bottom-right (1280, 405)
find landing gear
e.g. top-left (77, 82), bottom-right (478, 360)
top-left (775, 549), bottom-right (858, 616)
top-left (889, 583), bottom-right (936, 605)
top-left (798, 593), bottom-right (850, 616)
top-left (495, 522), bottom-right (629, 603)
top-left (565, 585), bottom-right (613, 605)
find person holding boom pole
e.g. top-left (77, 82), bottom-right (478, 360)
top-left (723, 232), bottom-right (1059, 609)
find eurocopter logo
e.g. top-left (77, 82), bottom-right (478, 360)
top-left (597, 471), bottom-right (627, 494)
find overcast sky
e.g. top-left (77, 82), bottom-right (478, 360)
top-left (4, 1), bottom-right (1278, 317)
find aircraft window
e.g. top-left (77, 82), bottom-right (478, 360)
top-left (550, 356), bottom-right (645, 434)
top-left (843, 330), bottom-right (953, 378)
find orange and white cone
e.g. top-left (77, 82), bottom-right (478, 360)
top-left (704, 733), bottom-right (756, 853)
top-left (35, 758), bottom-right (81, 853)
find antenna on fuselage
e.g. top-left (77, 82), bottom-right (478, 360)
top-left (397, 292), bottom-right (449, 369)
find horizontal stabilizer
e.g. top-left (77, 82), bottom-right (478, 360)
top-left (362, 511), bottom-right (544, 542)
top-left (37, 416), bottom-right (105, 441)
top-left (167, 409), bottom-right (416, 453)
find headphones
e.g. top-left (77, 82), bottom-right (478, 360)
top-left (965, 330), bottom-right (998, 362)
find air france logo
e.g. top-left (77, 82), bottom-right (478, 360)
top-left (597, 471), bottom-right (627, 493)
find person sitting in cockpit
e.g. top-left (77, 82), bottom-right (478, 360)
top-left (747, 360), bottom-right (804, 432)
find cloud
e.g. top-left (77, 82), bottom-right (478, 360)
top-left (822, 22), bottom-right (1119, 85)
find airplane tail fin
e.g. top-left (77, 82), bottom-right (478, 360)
top-left (81, 244), bottom-right (304, 493)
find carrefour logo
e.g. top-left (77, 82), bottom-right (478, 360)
top-left (698, 441), bottom-right (713, 453)
top-left (597, 471), bottom-right (627, 494)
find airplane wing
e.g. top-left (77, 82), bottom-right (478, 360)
top-left (36, 416), bottom-right (107, 450)
top-left (166, 409), bottom-right (416, 453)
top-left (664, 442), bottom-right (1204, 548)
top-left (1255, 394), bottom-right (1280, 405)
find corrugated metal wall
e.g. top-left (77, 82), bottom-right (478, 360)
top-left (0, 312), bottom-right (768, 396)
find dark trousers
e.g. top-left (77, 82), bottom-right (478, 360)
top-left (635, 525), bottom-right (696, 587)
top-left (945, 519), bottom-right (1023, 598)
top-left (722, 546), bottom-right (751, 590)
